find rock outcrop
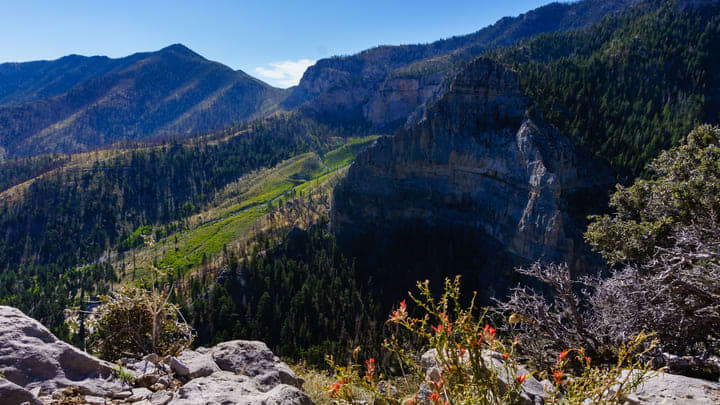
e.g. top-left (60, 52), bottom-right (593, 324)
top-left (625, 371), bottom-right (720, 404)
top-left (0, 306), bottom-right (313, 405)
top-left (332, 57), bottom-right (614, 295)
top-left (0, 305), bottom-right (123, 398)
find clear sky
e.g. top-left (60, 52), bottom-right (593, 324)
top-left (0, 1), bottom-right (556, 88)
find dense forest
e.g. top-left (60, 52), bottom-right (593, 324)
top-left (180, 223), bottom-right (382, 364)
top-left (0, 114), bottom-right (342, 334)
top-left (490, 1), bottom-right (720, 179)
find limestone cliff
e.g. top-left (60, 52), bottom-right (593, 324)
top-left (331, 58), bottom-right (614, 293)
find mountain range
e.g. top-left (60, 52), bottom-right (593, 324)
top-left (0, 44), bottom-right (285, 159)
top-left (0, 0), bottom-right (647, 160)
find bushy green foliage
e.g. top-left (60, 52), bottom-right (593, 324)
top-left (583, 125), bottom-right (720, 355)
top-left (88, 285), bottom-right (193, 360)
top-left (585, 124), bottom-right (720, 265)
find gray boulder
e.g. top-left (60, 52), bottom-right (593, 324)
top-left (0, 305), bottom-right (123, 396)
top-left (172, 349), bottom-right (220, 379)
top-left (211, 340), bottom-right (301, 389)
top-left (625, 371), bottom-right (720, 404)
top-left (0, 378), bottom-right (43, 405)
top-left (168, 371), bottom-right (312, 405)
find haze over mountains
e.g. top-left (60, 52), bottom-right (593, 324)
top-left (0, 0), bottom-right (645, 160)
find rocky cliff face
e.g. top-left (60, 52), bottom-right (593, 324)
top-left (284, 0), bottom-right (643, 133)
top-left (331, 58), bottom-right (614, 294)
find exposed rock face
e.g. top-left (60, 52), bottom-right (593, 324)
top-left (0, 305), bottom-right (123, 397)
top-left (332, 58), bottom-right (614, 294)
top-left (284, 0), bottom-right (643, 132)
top-left (0, 306), bottom-right (313, 404)
top-left (169, 371), bottom-right (312, 405)
top-left (211, 340), bottom-right (299, 387)
top-left (625, 371), bottom-right (720, 404)
top-left (0, 378), bottom-right (43, 405)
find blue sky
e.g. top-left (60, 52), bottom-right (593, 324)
top-left (0, 1), bottom-right (556, 87)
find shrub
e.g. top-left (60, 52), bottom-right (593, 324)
top-left (326, 276), bottom-right (653, 404)
top-left (88, 285), bottom-right (194, 360)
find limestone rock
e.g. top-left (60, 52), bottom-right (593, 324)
top-left (625, 371), bottom-right (720, 404)
top-left (211, 340), bottom-right (301, 389)
top-left (0, 378), bottom-right (43, 405)
top-left (128, 387), bottom-right (153, 401)
top-left (150, 389), bottom-right (173, 405)
top-left (0, 306), bottom-right (123, 396)
top-left (168, 371), bottom-right (312, 405)
top-left (169, 357), bottom-right (190, 377)
top-left (419, 348), bottom-right (544, 405)
top-left (332, 57), bottom-right (614, 296)
top-left (173, 349), bottom-right (220, 379)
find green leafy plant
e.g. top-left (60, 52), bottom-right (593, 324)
top-left (325, 276), bottom-right (654, 404)
top-left (114, 361), bottom-right (136, 386)
top-left (88, 282), bottom-right (194, 360)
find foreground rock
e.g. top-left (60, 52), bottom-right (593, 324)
top-left (169, 371), bottom-right (312, 405)
top-left (0, 305), bottom-right (123, 398)
top-left (166, 340), bottom-right (310, 405)
top-left (625, 371), bottom-right (720, 404)
top-left (0, 306), bottom-right (313, 405)
top-left (0, 378), bottom-right (43, 405)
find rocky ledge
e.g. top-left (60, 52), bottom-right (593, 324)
top-left (0, 306), bottom-right (313, 405)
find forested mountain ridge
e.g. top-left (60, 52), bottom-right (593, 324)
top-left (282, 0), bottom-right (645, 132)
top-left (492, 0), bottom-right (720, 178)
top-left (0, 44), bottom-right (286, 160)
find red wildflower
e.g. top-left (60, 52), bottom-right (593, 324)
top-left (389, 300), bottom-right (408, 322)
top-left (365, 358), bottom-right (376, 380)
top-left (559, 349), bottom-right (570, 361)
top-left (432, 379), bottom-right (444, 391)
top-left (516, 374), bottom-right (528, 385)
top-left (327, 381), bottom-right (343, 398)
top-left (553, 370), bottom-right (564, 384)
top-left (502, 353), bottom-right (509, 361)
top-left (483, 324), bottom-right (496, 339)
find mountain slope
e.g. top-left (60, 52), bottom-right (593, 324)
top-left (283, 0), bottom-right (644, 132)
top-left (0, 44), bottom-right (286, 159)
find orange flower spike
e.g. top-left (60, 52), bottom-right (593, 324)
top-left (585, 356), bottom-right (592, 365)
top-left (516, 374), bottom-right (528, 385)
top-left (502, 353), bottom-right (509, 361)
top-left (553, 370), bottom-right (564, 384)
top-left (559, 349), bottom-right (570, 361)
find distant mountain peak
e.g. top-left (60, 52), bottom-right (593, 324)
top-left (159, 43), bottom-right (203, 59)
